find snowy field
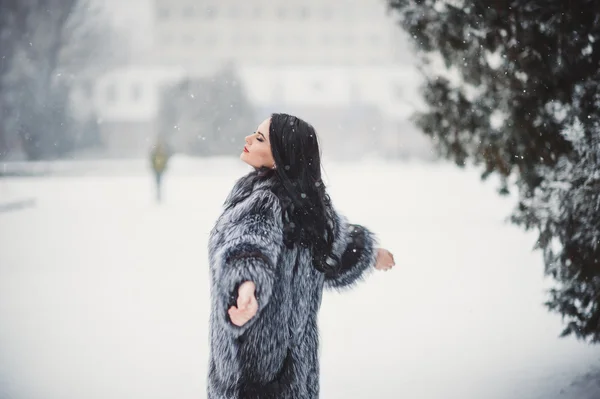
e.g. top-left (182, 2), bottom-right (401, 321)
top-left (1, 157), bottom-right (600, 399)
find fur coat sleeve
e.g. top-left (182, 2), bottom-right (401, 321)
top-left (324, 208), bottom-right (379, 290)
top-left (211, 188), bottom-right (284, 336)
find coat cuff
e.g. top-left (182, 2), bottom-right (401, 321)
top-left (325, 224), bottom-right (378, 290)
top-left (217, 256), bottom-right (275, 336)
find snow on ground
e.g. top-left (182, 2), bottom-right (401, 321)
top-left (0, 157), bottom-right (599, 399)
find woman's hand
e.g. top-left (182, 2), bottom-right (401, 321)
top-left (228, 281), bottom-right (258, 327)
top-left (375, 248), bottom-right (395, 271)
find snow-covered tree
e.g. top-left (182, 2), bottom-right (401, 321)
top-left (0, 0), bottom-right (78, 159)
top-left (387, 0), bottom-right (600, 340)
top-left (158, 66), bottom-right (256, 156)
top-left (0, 0), bottom-right (127, 160)
top-left (512, 82), bottom-right (600, 341)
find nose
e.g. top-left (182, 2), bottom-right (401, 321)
top-left (244, 135), bottom-right (252, 145)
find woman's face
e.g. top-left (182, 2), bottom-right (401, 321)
top-left (241, 117), bottom-right (275, 169)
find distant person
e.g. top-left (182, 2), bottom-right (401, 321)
top-left (207, 113), bottom-right (396, 398)
top-left (150, 140), bottom-right (170, 202)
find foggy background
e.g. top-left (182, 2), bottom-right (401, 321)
top-left (0, 0), bottom-right (431, 163)
top-left (2, 1), bottom-right (600, 399)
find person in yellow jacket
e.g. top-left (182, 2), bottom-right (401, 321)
top-left (150, 140), bottom-right (170, 202)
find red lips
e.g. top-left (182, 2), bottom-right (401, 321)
top-left (243, 146), bottom-right (249, 153)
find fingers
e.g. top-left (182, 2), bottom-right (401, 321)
top-left (228, 282), bottom-right (260, 327)
top-left (228, 307), bottom-right (255, 327)
top-left (228, 306), bottom-right (248, 327)
top-left (249, 293), bottom-right (258, 312)
top-left (239, 281), bottom-right (256, 296)
top-left (385, 250), bottom-right (395, 268)
top-left (237, 293), bottom-right (251, 310)
top-left (227, 306), bottom-right (239, 325)
top-left (228, 295), bottom-right (259, 327)
top-left (237, 281), bottom-right (256, 310)
top-left (375, 250), bottom-right (396, 271)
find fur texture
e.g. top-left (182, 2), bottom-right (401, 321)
top-left (207, 171), bottom-right (378, 398)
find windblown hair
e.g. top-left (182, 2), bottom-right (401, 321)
top-left (265, 113), bottom-right (339, 276)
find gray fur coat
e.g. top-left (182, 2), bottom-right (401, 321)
top-left (207, 171), bottom-right (377, 399)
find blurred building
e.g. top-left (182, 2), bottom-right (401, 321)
top-left (236, 65), bottom-right (425, 159)
top-left (151, 0), bottom-right (409, 71)
top-left (70, 65), bottom-right (185, 157)
top-left (70, 1), bottom-right (432, 159)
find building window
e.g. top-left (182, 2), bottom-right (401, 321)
top-left (158, 7), bottom-right (170, 19)
top-left (106, 84), bottom-right (116, 103)
top-left (132, 84), bottom-right (142, 101)
top-left (205, 6), bottom-right (217, 19)
top-left (228, 7), bottom-right (239, 18)
top-left (183, 6), bottom-right (195, 17)
top-left (299, 7), bottom-right (309, 19)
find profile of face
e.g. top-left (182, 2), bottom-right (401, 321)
top-left (240, 117), bottom-right (275, 169)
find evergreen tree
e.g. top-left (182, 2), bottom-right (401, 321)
top-left (158, 66), bottom-right (256, 156)
top-left (387, 0), bottom-right (600, 341)
top-left (0, 0), bottom-right (127, 160)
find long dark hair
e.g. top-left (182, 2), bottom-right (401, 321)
top-left (267, 113), bottom-right (339, 276)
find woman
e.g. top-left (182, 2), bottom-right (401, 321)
top-left (208, 113), bottom-right (395, 399)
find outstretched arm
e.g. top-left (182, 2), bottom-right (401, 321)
top-left (212, 190), bottom-right (283, 335)
top-left (324, 208), bottom-right (395, 290)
